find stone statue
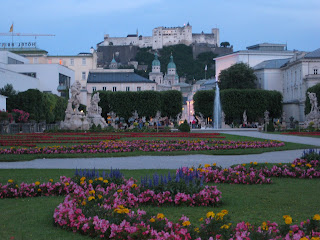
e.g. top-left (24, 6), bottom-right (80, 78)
top-left (70, 81), bottom-right (81, 112)
top-left (87, 92), bottom-right (107, 128)
top-left (132, 110), bottom-right (139, 120)
top-left (304, 92), bottom-right (320, 129)
top-left (196, 112), bottom-right (206, 129)
top-left (176, 113), bottom-right (182, 124)
top-left (60, 81), bottom-right (90, 130)
top-left (308, 92), bottom-right (318, 113)
top-left (243, 110), bottom-right (247, 124)
top-left (264, 110), bottom-right (270, 123)
top-left (221, 111), bottom-right (225, 123)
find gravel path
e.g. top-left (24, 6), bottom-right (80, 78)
top-left (0, 131), bottom-right (318, 169)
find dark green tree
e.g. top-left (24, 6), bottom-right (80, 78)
top-left (0, 84), bottom-right (17, 97)
top-left (160, 90), bottom-right (182, 118)
top-left (220, 42), bottom-right (230, 48)
top-left (219, 63), bottom-right (257, 90)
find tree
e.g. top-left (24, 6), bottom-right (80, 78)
top-left (0, 84), bottom-right (17, 97)
top-left (220, 42), bottom-right (230, 48)
top-left (219, 63), bottom-right (257, 90)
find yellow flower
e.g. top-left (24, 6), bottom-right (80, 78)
top-left (80, 177), bottom-right (86, 181)
top-left (82, 201), bottom-right (86, 206)
top-left (212, 163), bottom-right (217, 166)
top-left (8, 179), bottom-right (14, 183)
top-left (223, 169), bottom-right (228, 172)
top-left (98, 194), bottom-right (103, 199)
top-left (221, 210), bottom-right (228, 215)
top-left (300, 237), bottom-right (308, 240)
top-left (253, 162), bottom-right (258, 165)
top-left (117, 189), bottom-right (123, 193)
top-left (88, 180), bottom-right (93, 184)
top-left (242, 164), bottom-right (246, 166)
top-left (37, 188), bottom-right (41, 192)
top-left (189, 168), bottom-right (194, 172)
top-left (313, 214), bottom-right (320, 221)
top-left (194, 227), bottom-right (199, 233)
top-left (204, 164), bottom-right (211, 168)
top-left (261, 221), bottom-right (268, 230)
top-left (103, 179), bottom-right (109, 183)
top-left (131, 184), bottom-right (137, 188)
top-left (285, 216), bottom-right (292, 225)
top-left (98, 177), bottom-right (103, 181)
top-left (291, 164), bottom-right (296, 168)
top-left (216, 212), bottom-right (224, 220)
top-left (206, 211), bottom-right (215, 218)
top-left (49, 179), bottom-right (53, 182)
top-left (182, 221), bottom-right (191, 226)
top-left (150, 218), bottom-right (155, 223)
top-left (306, 163), bottom-right (312, 168)
top-left (65, 182), bottom-right (69, 186)
top-left (89, 190), bottom-right (95, 195)
top-left (199, 217), bottom-right (203, 222)
top-left (15, 184), bottom-right (18, 188)
top-left (220, 224), bottom-right (229, 229)
top-left (88, 196), bottom-right (95, 201)
top-left (35, 181), bottom-right (40, 186)
top-left (157, 213), bottom-right (165, 219)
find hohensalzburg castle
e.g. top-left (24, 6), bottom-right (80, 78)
top-left (98, 23), bottom-right (220, 50)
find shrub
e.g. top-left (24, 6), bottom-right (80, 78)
top-left (178, 120), bottom-right (190, 132)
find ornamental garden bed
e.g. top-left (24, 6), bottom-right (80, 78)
top-left (1, 151), bottom-right (320, 239)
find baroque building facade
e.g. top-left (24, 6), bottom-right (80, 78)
top-left (98, 24), bottom-right (219, 50)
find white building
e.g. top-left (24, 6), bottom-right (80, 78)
top-left (98, 24), bottom-right (219, 50)
top-left (86, 69), bottom-right (157, 106)
top-left (24, 48), bottom-right (96, 104)
top-left (214, 43), bottom-right (295, 82)
top-left (0, 50), bottom-right (74, 97)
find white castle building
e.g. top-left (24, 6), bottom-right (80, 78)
top-left (98, 23), bottom-right (219, 50)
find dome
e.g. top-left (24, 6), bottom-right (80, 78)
top-left (167, 55), bottom-right (176, 69)
top-left (152, 53), bottom-right (160, 66)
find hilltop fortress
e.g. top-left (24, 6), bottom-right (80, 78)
top-left (98, 23), bottom-right (220, 50)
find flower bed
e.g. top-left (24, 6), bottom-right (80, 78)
top-left (0, 132), bottom-right (226, 147)
top-left (1, 164), bottom-right (320, 239)
top-left (0, 139), bottom-right (285, 155)
top-left (179, 157), bottom-right (320, 184)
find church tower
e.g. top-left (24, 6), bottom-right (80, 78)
top-left (149, 52), bottom-right (163, 86)
top-left (164, 54), bottom-right (179, 85)
top-left (109, 54), bottom-right (118, 69)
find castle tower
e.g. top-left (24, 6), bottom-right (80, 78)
top-left (211, 28), bottom-right (220, 46)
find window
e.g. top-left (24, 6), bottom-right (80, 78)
top-left (126, 87), bottom-right (130, 91)
top-left (70, 58), bottom-right (74, 66)
top-left (137, 87), bottom-right (141, 91)
top-left (314, 69), bottom-right (318, 75)
top-left (102, 87), bottom-right (107, 91)
top-left (21, 72), bottom-right (37, 78)
top-left (33, 57), bottom-right (38, 64)
top-left (82, 72), bottom-right (86, 80)
top-left (8, 57), bottom-right (23, 64)
top-left (82, 58), bottom-right (86, 65)
top-left (92, 87), bottom-right (96, 92)
top-left (113, 87), bottom-right (117, 92)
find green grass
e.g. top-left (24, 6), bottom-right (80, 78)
top-left (0, 133), bottom-right (317, 162)
top-left (1, 169), bottom-right (320, 240)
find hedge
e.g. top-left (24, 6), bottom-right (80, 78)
top-left (193, 89), bottom-right (282, 124)
top-left (98, 90), bottom-right (182, 120)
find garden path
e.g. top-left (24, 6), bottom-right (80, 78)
top-left (0, 149), bottom-right (310, 169)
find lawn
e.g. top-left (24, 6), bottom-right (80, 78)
top-left (0, 168), bottom-right (319, 240)
top-left (0, 132), bottom-right (317, 162)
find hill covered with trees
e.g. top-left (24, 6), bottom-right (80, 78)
top-left (134, 45), bottom-right (217, 83)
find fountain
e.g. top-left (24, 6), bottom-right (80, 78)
top-left (213, 81), bottom-right (222, 129)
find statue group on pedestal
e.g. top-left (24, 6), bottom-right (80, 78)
top-left (60, 81), bottom-right (106, 130)
top-left (304, 92), bottom-right (320, 128)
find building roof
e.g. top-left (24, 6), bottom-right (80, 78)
top-left (87, 71), bottom-right (154, 83)
top-left (253, 58), bottom-right (291, 70)
top-left (167, 55), bottom-right (176, 69)
top-left (152, 53), bottom-right (160, 66)
top-left (246, 43), bottom-right (287, 50)
top-left (304, 48), bottom-right (320, 58)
